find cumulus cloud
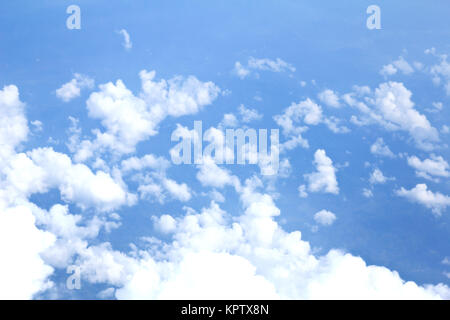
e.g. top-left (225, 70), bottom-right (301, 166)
top-left (407, 155), bottom-right (450, 181)
top-left (304, 149), bottom-right (339, 194)
top-left (55, 74), bottom-right (94, 102)
top-left (72, 177), bottom-right (449, 300)
top-left (196, 157), bottom-right (240, 189)
top-left (233, 62), bottom-right (250, 79)
top-left (2, 80), bottom-right (449, 301)
top-left (238, 104), bottom-right (263, 123)
top-left (0, 205), bottom-right (55, 299)
top-left (370, 138), bottom-right (395, 158)
top-left (274, 99), bottom-right (349, 152)
top-left (344, 82), bottom-right (439, 150)
top-left (121, 153), bottom-right (191, 204)
top-left (396, 184), bottom-right (450, 216)
top-left (71, 70), bottom-right (220, 160)
top-left (380, 64), bottom-right (398, 77)
top-left (426, 48), bottom-right (450, 95)
top-left (318, 89), bottom-right (341, 108)
top-left (380, 56), bottom-right (414, 77)
top-left (0, 85), bottom-right (28, 160)
top-left (314, 210), bottom-right (337, 226)
top-left (369, 168), bottom-right (393, 184)
top-left (220, 113), bottom-right (239, 127)
top-left (4, 147), bottom-right (136, 211)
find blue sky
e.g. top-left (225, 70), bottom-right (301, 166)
top-left (0, 1), bottom-right (449, 299)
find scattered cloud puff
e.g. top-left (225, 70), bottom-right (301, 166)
top-left (380, 56), bottom-right (415, 77)
top-left (396, 184), bottom-right (450, 216)
top-left (425, 48), bottom-right (450, 95)
top-left (0, 85), bottom-right (28, 159)
top-left (298, 184), bottom-right (308, 198)
top-left (369, 168), bottom-right (394, 185)
top-left (304, 149), bottom-right (339, 195)
top-left (238, 104), bottom-right (263, 123)
top-left (407, 155), bottom-right (450, 181)
top-left (55, 74), bottom-right (94, 102)
top-left (344, 81), bottom-right (440, 151)
top-left (233, 57), bottom-right (295, 79)
top-left (220, 104), bottom-right (263, 127)
top-left (318, 89), bottom-right (341, 108)
top-left (233, 62), bottom-right (250, 79)
top-left (314, 210), bottom-right (337, 226)
top-left (362, 188), bottom-right (374, 198)
top-left (274, 98), bottom-right (349, 152)
top-left (118, 29), bottom-right (132, 50)
top-left (370, 138), bottom-right (396, 158)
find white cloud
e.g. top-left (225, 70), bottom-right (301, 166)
top-left (162, 178), bottom-right (192, 202)
top-left (426, 49), bottom-right (450, 95)
top-left (4, 147), bottom-right (136, 211)
top-left (56, 74), bottom-right (94, 102)
top-left (407, 155), bottom-right (450, 181)
top-left (363, 188), bottom-right (374, 198)
top-left (233, 57), bottom-right (295, 79)
top-left (220, 113), bottom-right (238, 127)
top-left (369, 168), bottom-right (393, 184)
top-left (274, 99), bottom-right (349, 151)
top-left (380, 57), bottom-right (414, 77)
top-left (0, 85), bottom-right (28, 161)
top-left (233, 62), bottom-right (250, 79)
top-left (442, 257), bottom-right (450, 266)
top-left (72, 70), bottom-right (220, 160)
top-left (153, 214), bottom-right (177, 234)
top-left (31, 120), bottom-right (43, 132)
top-left (380, 64), bottom-right (398, 77)
top-left (118, 29), bottom-right (132, 50)
top-left (345, 82), bottom-right (439, 150)
top-left (196, 157), bottom-right (240, 189)
top-left (393, 57), bottom-right (414, 75)
top-left (248, 57), bottom-right (295, 73)
top-left (370, 138), bottom-right (395, 158)
top-left (396, 184), bottom-right (450, 216)
top-left (121, 154), bottom-right (170, 173)
top-left (2, 81), bottom-right (449, 301)
top-left (298, 184), bottom-right (308, 198)
top-left (106, 178), bottom-right (449, 299)
top-left (304, 149), bottom-right (339, 194)
top-left (426, 102), bottom-right (443, 113)
top-left (0, 205), bottom-right (55, 299)
top-left (318, 89), bottom-right (341, 108)
top-left (238, 104), bottom-right (263, 123)
top-left (314, 210), bottom-right (337, 226)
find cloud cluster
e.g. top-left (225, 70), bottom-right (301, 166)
top-left (407, 155), bottom-right (450, 181)
top-left (56, 74), bottom-right (94, 102)
top-left (344, 82), bottom-right (440, 150)
top-left (396, 184), bottom-right (450, 216)
top-left (1, 74), bottom-right (449, 301)
top-left (274, 99), bottom-right (349, 152)
top-left (70, 70), bottom-right (220, 160)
